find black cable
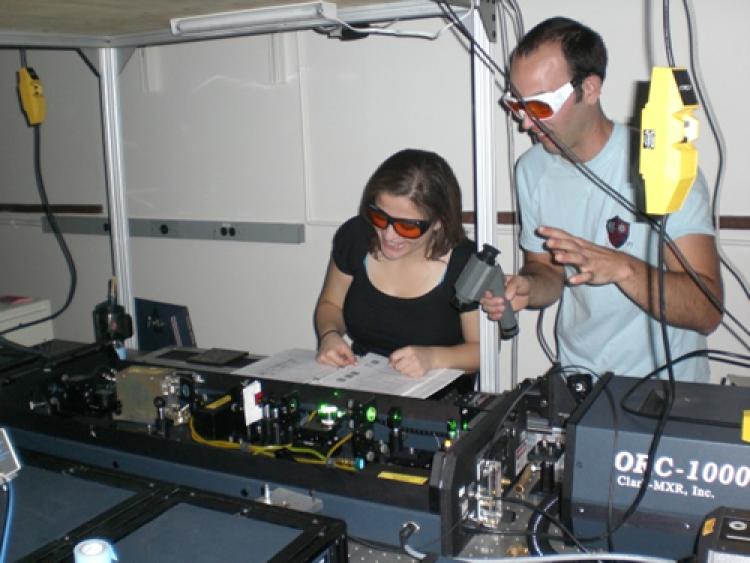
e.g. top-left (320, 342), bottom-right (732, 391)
top-left (463, 523), bottom-right (562, 540)
top-left (399, 521), bottom-right (428, 560)
top-left (501, 0), bottom-right (524, 43)
top-left (602, 379), bottom-right (618, 554)
top-left (488, 378), bottom-right (537, 446)
top-left (556, 363), bottom-right (603, 381)
top-left (438, 1), bottom-right (507, 80)
top-left (577, 217), bottom-right (677, 545)
top-left (501, 496), bottom-right (589, 553)
top-left (1, 52), bottom-right (78, 360)
top-left (584, 216), bottom-right (677, 545)
top-left (656, 215), bottom-right (677, 388)
top-left (681, 2), bottom-right (747, 303)
top-left (0, 479), bottom-right (11, 563)
top-left (680, 0), bottom-right (723, 233)
top-left (527, 493), bottom-right (559, 555)
top-left (663, 0), bottom-right (676, 67)
top-left (536, 308), bottom-right (556, 363)
top-left (557, 373), bottom-right (623, 548)
top-left (620, 349), bottom-right (750, 429)
top-left (347, 534), bottom-right (406, 553)
top-left (546, 140), bottom-right (738, 342)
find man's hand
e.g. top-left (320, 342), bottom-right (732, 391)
top-left (479, 274), bottom-right (532, 321)
top-left (539, 226), bottom-right (634, 286)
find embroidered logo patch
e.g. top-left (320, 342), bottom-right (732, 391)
top-left (606, 216), bottom-right (630, 248)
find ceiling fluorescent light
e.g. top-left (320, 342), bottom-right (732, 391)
top-left (171, 1), bottom-right (338, 37)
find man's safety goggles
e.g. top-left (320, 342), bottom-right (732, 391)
top-left (366, 204), bottom-right (431, 239)
top-left (501, 81), bottom-right (575, 120)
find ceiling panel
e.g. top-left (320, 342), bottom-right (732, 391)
top-left (3, 0), bottom-right (331, 35)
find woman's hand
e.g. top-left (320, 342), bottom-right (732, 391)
top-left (316, 332), bottom-right (357, 367)
top-left (389, 346), bottom-right (434, 378)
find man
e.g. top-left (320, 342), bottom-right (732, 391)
top-left (481, 17), bottom-right (723, 381)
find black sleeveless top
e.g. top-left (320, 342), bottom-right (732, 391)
top-left (332, 216), bottom-right (477, 357)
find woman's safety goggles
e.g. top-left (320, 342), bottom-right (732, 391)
top-left (366, 204), bottom-right (431, 239)
top-left (501, 81), bottom-right (575, 120)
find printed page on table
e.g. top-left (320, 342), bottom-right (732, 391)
top-left (231, 348), bottom-right (335, 384)
top-left (313, 353), bottom-right (463, 398)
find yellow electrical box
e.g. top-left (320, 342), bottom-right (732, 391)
top-left (18, 67), bottom-right (46, 125)
top-left (639, 67), bottom-right (699, 214)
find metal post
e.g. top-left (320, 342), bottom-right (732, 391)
top-left (99, 47), bottom-right (137, 348)
top-left (471, 10), bottom-right (500, 393)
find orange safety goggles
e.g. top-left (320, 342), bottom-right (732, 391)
top-left (501, 81), bottom-right (574, 120)
top-left (366, 204), bottom-right (431, 239)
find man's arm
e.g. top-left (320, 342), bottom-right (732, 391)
top-left (516, 250), bottom-right (566, 309)
top-left (542, 226), bottom-right (723, 334)
top-left (620, 234), bottom-right (723, 334)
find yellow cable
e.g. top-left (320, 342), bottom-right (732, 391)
top-left (293, 456), bottom-right (356, 472)
top-left (326, 432), bottom-right (352, 458)
top-left (286, 446), bottom-right (327, 460)
top-left (188, 417), bottom-right (239, 450)
top-left (189, 418), bottom-right (356, 474)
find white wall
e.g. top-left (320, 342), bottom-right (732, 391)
top-left (1, 1), bottom-right (748, 388)
top-left (0, 48), bottom-right (112, 340)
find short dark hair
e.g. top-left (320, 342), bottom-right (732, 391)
top-left (513, 17), bottom-right (607, 98)
top-left (358, 149), bottom-right (466, 259)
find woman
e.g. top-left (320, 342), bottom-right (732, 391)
top-left (314, 149), bottom-right (479, 378)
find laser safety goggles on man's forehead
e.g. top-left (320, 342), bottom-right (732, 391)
top-left (501, 81), bottom-right (575, 120)
top-left (366, 204), bottom-right (431, 239)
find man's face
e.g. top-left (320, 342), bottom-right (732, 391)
top-left (508, 42), bottom-right (582, 155)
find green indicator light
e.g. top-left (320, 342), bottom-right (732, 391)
top-left (365, 405), bottom-right (377, 423)
top-left (462, 420), bottom-right (469, 431)
top-left (387, 407), bottom-right (403, 429)
top-left (447, 419), bottom-right (458, 440)
top-left (319, 403), bottom-right (337, 415)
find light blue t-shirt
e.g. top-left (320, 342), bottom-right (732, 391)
top-left (516, 122), bottom-right (715, 382)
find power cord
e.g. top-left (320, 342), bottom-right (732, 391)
top-left (399, 520), bottom-right (429, 560)
top-left (0, 478), bottom-right (14, 563)
top-left (1, 49), bottom-right (78, 360)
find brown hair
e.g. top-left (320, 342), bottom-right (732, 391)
top-left (358, 149), bottom-right (466, 259)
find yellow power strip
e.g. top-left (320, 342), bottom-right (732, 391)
top-left (18, 67), bottom-right (46, 125)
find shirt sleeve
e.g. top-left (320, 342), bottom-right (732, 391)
top-left (665, 170), bottom-right (716, 240)
top-left (516, 150), bottom-right (546, 254)
top-left (449, 238), bottom-right (480, 312)
top-left (332, 216), bottom-right (369, 275)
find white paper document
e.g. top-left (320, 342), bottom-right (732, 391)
top-left (232, 348), bottom-right (464, 399)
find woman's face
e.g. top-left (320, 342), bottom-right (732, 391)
top-left (372, 193), bottom-right (437, 261)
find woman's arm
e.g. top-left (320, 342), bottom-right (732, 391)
top-left (388, 309), bottom-right (480, 377)
top-left (314, 259), bottom-right (357, 366)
